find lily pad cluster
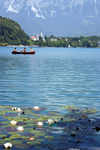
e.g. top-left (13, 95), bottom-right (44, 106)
top-left (0, 105), bottom-right (100, 150)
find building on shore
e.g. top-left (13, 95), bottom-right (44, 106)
top-left (30, 32), bottom-right (45, 41)
top-left (30, 36), bottom-right (37, 41)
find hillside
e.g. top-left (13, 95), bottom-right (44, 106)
top-left (0, 16), bottom-right (30, 45)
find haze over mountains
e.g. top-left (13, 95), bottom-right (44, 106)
top-left (0, 0), bottom-right (100, 37)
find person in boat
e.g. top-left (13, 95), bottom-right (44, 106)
top-left (30, 48), bottom-right (33, 52)
top-left (21, 48), bottom-right (26, 52)
top-left (13, 48), bottom-right (18, 52)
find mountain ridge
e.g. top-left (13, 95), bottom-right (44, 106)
top-left (0, 0), bottom-right (100, 37)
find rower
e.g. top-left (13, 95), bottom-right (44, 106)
top-left (30, 48), bottom-right (33, 52)
top-left (13, 48), bottom-right (17, 52)
top-left (21, 48), bottom-right (26, 52)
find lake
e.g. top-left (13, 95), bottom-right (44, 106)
top-left (0, 47), bottom-right (100, 150)
top-left (0, 47), bottom-right (100, 114)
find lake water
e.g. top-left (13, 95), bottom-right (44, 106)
top-left (0, 47), bottom-right (100, 114)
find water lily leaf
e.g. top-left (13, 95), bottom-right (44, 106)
top-left (24, 120), bottom-right (34, 124)
top-left (24, 110), bottom-right (34, 115)
top-left (62, 117), bottom-right (75, 122)
top-left (9, 140), bottom-right (22, 145)
top-left (82, 108), bottom-right (99, 114)
top-left (16, 122), bottom-right (26, 125)
top-left (5, 113), bottom-right (18, 116)
top-left (4, 137), bottom-right (12, 141)
top-left (36, 116), bottom-right (49, 121)
top-left (47, 114), bottom-right (57, 116)
top-left (26, 123), bottom-right (35, 127)
top-left (61, 105), bottom-right (80, 111)
top-left (9, 133), bottom-right (21, 139)
top-left (0, 139), bottom-right (5, 145)
top-left (44, 135), bottom-right (54, 139)
top-left (34, 133), bottom-right (46, 137)
top-left (2, 106), bottom-right (13, 109)
top-left (1, 121), bottom-right (10, 124)
top-left (21, 136), bottom-right (30, 139)
top-left (7, 132), bottom-right (17, 135)
top-left (49, 111), bottom-right (59, 114)
top-left (6, 126), bottom-right (17, 132)
top-left (0, 111), bottom-right (6, 115)
top-left (29, 130), bottom-right (40, 134)
top-left (15, 143), bottom-right (31, 149)
top-left (36, 139), bottom-right (45, 142)
top-left (27, 141), bottom-right (41, 146)
top-left (0, 134), bottom-right (7, 138)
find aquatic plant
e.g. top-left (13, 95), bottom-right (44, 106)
top-left (4, 142), bottom-right (12, 149)
top-left (46, 119), bottom-right (54, 125)
top-left (10, 120), bottom-right (17, 125)
top-left (0, 105), bottom-right (100, 150)
top-left (17, 126), bottom-right (24, 131)
top-left (37, 122), bottom-right (43, 127)
top-left (33, 106), bottom-right (40, 111)
top-left (12, 107), bottom-right (17, 111)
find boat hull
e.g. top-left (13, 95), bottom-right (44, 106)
top-left (12, 51), bottom-right (35, 54)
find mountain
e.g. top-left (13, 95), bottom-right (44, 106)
top-left (0, 0), bottom-right (100, 37)
top-left (0, 16), bottom-right (29, 45)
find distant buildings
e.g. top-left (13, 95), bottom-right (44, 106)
top-left (30, 32), bottom-right (45, 41)
top-left (51, 38), bottom-right (57, 42)
top-left (30, 36), bottom-right (37, 41)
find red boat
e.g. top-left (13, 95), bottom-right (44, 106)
top-left (12, 51), bottom-right (36, 54)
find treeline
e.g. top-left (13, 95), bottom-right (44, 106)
top-left (32, 35), bottom-right (100, 47)
top-left (0, 16), bottom-right (30, 46)
top-left (0, 16), bottom-right (100, 47)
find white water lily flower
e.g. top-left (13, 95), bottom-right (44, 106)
top-left (37, 122), bottom-right (43, 127)
top-left (12, 107), bottom-right (17, 111)
top-left (16, 108), bottom-right (22, 113)
top-left (46, 119), bottom-right (54, 125)
top-left (4, 142), bottom-right (12, 148)
top-left (17, 126), bottom-right (24, 131)
top-left (33, 106), bottom-right (40, 111)
top-left (10, 120), bottom-right (17, 125)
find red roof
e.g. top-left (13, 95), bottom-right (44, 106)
top-left (30, 36), bottom-right (36, 39)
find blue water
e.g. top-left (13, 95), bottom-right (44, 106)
top-left (0, 47), bottom-right (100, 114)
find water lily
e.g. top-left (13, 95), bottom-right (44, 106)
top-left (46, 119), bottom-right (54, 125)
top-left (10, 120), bottom-right (17, 125)
top-left (17, 126), bottom-right (24, 131)
top-left (16, 108), bottom-right (22, 113)
top-left (12, 107), bottom-right (17, 111)
top-left (4, 142), bottom-right (12, 149)
top-left (37, 122), bottom-right (43, 127)
top-left (33, 106), bottom-right (40, 111)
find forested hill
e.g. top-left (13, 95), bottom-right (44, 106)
top-left (0, 16), bottom-right (30, 45)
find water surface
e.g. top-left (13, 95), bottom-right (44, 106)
top-left (0, 47), bottom-right (100, 114)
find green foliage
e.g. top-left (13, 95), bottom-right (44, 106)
top-left (0, 17), bottom-right (30, 45)
top-left (0, 17), bottom-right (100, 47)
top-left (33, 35), bottom-right (100, 47)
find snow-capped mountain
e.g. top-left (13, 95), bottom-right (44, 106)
top-left (0, 0), bottom-right (100, 36)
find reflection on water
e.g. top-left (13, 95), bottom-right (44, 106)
top-left (0, 47), bottom-right (100, 113)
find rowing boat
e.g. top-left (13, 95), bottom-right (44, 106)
top-left (12, 51), bottom-right (36, 54)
